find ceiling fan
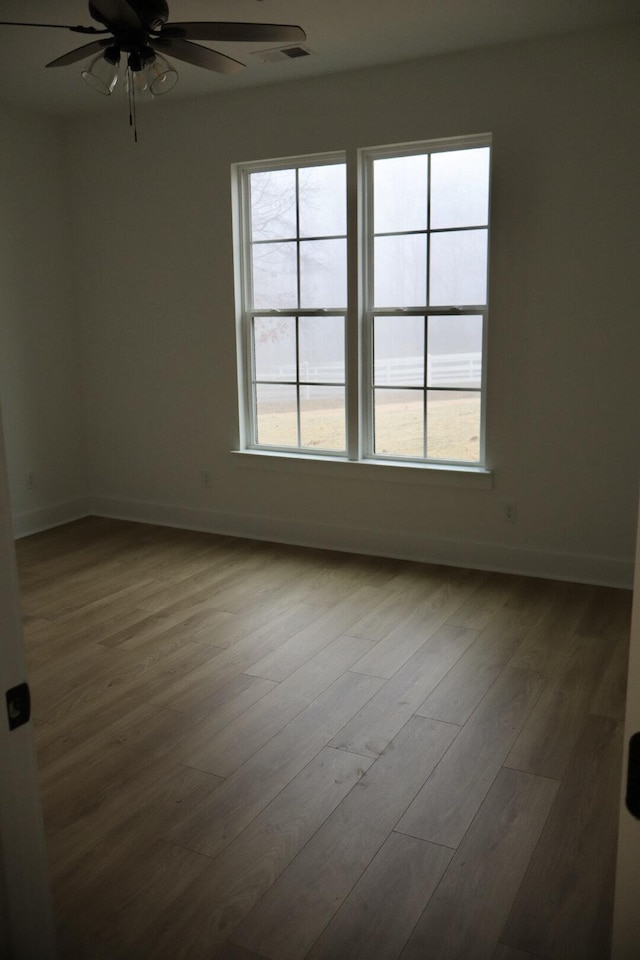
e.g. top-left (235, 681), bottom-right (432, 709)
top-left (0, 0), bottom-right (307, 97)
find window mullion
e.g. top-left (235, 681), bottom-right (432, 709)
top-left (424, 154), bottom-right (431, 460)
top-left (346, 147), bottom-right (362, 461)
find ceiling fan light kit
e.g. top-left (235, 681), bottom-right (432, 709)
top-left (81, 45), bottom-right (120, 95)
top-left (81, 43), bottom-right (178, 99)
top-left (0, 0), bottom-right (306, 136)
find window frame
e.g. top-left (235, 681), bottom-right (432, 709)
top-left (233, 134), bottom-right (492, 473)
top-left (235, 151), bottom-right (349, 457)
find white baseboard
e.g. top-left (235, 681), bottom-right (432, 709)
top-left (89, 495), bottom-right (634, 589)
top-left (12, 498), bottom-right (93, 539)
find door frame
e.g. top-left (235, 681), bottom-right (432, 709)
top-left (0, 403), bottom-right (56, 958)
top-left (611, 494), bottom-right (640, 959)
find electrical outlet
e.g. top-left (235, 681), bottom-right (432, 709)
top-left (203, 471), bottom-right (213, 488)
top-left (505, 502), bottom-right (518, 523)
top-left (25, 472), bottom-right (35, 491)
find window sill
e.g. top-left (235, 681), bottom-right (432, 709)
top-left (231, 449), bottom-right (493, 489)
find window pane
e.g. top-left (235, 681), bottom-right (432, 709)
top-left (374, 155), bottom-right (428, 233)
top-left (299, 164), bottom-right (346, 238)
top-left (253, 316), bottom-right (296, 381)
top-left (374, 388), bottom-right (424, 457)
top-left (430, 147), bottom-right (490, 230)
top-left (374, 316), bottom-right (424, 386)
top-left (250, 169), bottom-right (296, 241)
top-left (300, 239), bottom-right (347, 308)
top-left (429, 229), bottom-right (487, 306)
top-left (426, 390), bottom-right (481, 461)
top-left (428, 315), bottom-right (483, 388)
top-left (255, 383), bottom-right (298, 446)
top-left (252, 241), bottom-right (298, 309)
top-left (374, 234), bottom-right (427, 307)
top-left (299, 316), bottom-right (345, 383)
top-left (300, 386), bottom-right (345, 450)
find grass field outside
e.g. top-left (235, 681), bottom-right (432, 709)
top-left (256, 391), bottom-right (481, 462)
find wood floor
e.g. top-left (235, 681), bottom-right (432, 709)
top-left (15, 516), bottom-right (630, 960)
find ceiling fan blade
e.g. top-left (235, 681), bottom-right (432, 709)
top-left (0, 21), bottom-right (106, 34)
top-left (45, 39), bottom-right (111, 68)
top-left (89, 0), bottom-right (140, 29)
top-left (151, 38), bottom-right (244, 75)
top-left (161, 22), bottom-right (306, 44)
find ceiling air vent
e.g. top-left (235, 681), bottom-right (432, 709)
top-left (253, 45), bottom-right (313, 64)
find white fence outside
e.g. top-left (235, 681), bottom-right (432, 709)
top-left (256, 353), bottom-right (481, 398)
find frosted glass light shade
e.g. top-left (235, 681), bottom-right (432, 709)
top-left (145, 55), bottom-right (178, 95)
top-left (81, 52), bottom-right (119, 96)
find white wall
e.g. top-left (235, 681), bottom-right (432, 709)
top-left (0, 105), bottom-right (87, 535)
top-left (13, 23), bottom-right (640, 586)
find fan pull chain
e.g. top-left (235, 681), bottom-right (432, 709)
top-left (126, 65), bottom-right (139, 143)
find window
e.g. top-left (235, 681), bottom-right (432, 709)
top-left (234, 135), bottom-right (491, 469)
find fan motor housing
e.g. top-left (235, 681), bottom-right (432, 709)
top-left (89, 1), bottom-right (169, 32)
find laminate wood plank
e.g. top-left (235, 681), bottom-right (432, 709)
top-left (40, 702), bottom-right (198, 833)
top-left (493, 946), bottom-right (543, 960)
top-left (16, 520), bottom-right (139, 587)
top-left (505, 634), bottom-right (610, 779)
top-left (445, 571), bottom-right (521, 629)
top-left (280, 549), bottom-right (398, 604)
top-left (590, 603), bottom-right (631, 720)
top-left (169, 672), bottom-right (278, 743)
top-left (230, 716), bottom-right (459, 960)
top-left (212, 947), bottom-right (270, 960)
top-left (329, 623), bottom-right (476, 757)
top-left (381, 559), bottom-right (449, 592)
top-left (244, 584), bottom-right (392, 681)
top-left (188, 558), bottom-right (313, 617)
top-left (138, 747), bottom-right (373, 958)
top-left (31, 635), bottom-right (223, 725)
top-left (53, 761), bottom-right (216, 894)
top-left (33, 641), bottom-right (254, 764)
top-left (84, 672), bottom-right (276, 783)
top-left (573, 585), bottom-right (632, 639)
top-left (15, 515), bottom-right (133, 568)
top-left (144, 601), bottom-right (331, 714)
top-left (344, 583), bottom-right (441, 642)
top-left (396, 666), bottom-right (545, 848)
top-left (60, 835), bottom-right (213, 954)
top-left (145, 600), bottom-right (330, 715)
top-left (20, 563), bottom-right (142, 620)
top-left (123, 550), bottom-right (273, 614)
top-left (117, 605), bottom-right (240, 653)
top-left (501, 714), bottom-right (623, 960)
top-left (185, 634), bottom-right (374, 776)
top-left (138, 540), bottom-right (307, 605)
top-left (204, 555), bottom-right (318, 616)
top-left (96, 598), bottom-right (233, 652)
top-left (173, 596), bottom-right (306, 651)
top-left (115, 532), bottom-right (258, 588)
top-left (166, 670), bottom-right (385, 859)
top-left (36, 696), bottom-right (188, 784)
top-left (351, 570), bottom-right (485, 679)
top-left (53, 925), bottom-right (126, 960)
top-left (419, 583), bottom-right (553, 725)
top-left (23, 580), bottom-right (157, 651)
top-left (507, 580), bottom-right (593, 674)
top-left (47, 761), bottom-right (223, 886)
top-left (398, 768), bottom-right (559, 960)
top-left (305, 832), bottom-right (453, 960)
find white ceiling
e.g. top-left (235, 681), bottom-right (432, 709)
top-left (0, 0), bottom-right (638, 116)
